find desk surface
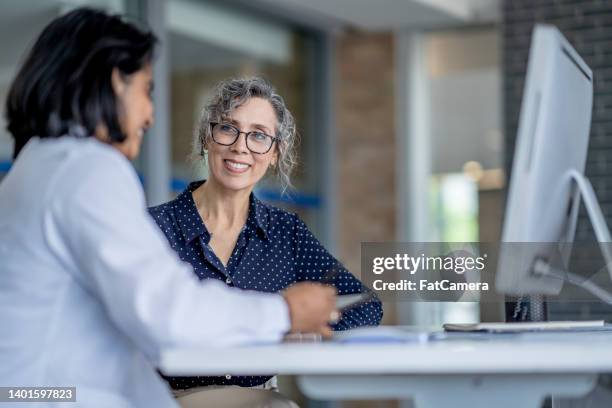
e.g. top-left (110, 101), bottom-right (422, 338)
top-left (159, 331), bottom-right (612, 376)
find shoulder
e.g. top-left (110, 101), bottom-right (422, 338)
top-left (73, 137), bottom-right (134, 174)
top-left (49, 137), bottom-right (142, 205)
top-left (148, 199), bottom-right (174, 218)
top-left (251, 196), bottom-right (310, 240)
top-left (147, 198), bottom-right (178, 230)
top-left (270, 205), bottom-right (300, 227)
top-left (42, 138), bottom-right (147, 230)
top-left (253, 196), bottom-right (299, 227)
top-left (62, 138), bottom-right (139, 190)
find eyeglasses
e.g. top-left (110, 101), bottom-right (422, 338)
top-left (210, 122), bottom-right (277, 154)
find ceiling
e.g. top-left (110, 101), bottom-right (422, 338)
top-left (0, 0), bottom-right (500, 83)
top-left (230, 0), bottom-right (500, 31)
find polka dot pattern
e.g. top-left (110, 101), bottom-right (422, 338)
top-left (148, 180), bottom-right (383, 390)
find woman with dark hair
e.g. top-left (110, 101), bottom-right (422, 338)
top-left (0, 8), bottom-right (336, 408)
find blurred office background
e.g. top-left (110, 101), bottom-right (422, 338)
top-left (1, 0), bottom-right (611, 406)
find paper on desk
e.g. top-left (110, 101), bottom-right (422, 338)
top-left (333, 326), bottom-right (430, 344)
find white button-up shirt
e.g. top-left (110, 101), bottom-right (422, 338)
top-left (0, 137), bottom-right (290, 407)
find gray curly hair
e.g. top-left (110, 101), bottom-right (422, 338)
top-left (193, 77), bottom-right (297, 193)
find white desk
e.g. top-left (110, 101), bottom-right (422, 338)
top-left (160, 331), bottom-right (612, 408)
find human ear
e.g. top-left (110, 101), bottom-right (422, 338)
top-left (111, 68), bottom-right (126, 96)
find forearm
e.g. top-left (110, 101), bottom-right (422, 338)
top-left (333, 297), bottom-right (383, 331)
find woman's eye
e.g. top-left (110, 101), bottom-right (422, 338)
top-left (220, 124), bottom-right (234, 133)
top-left (251, 132), bottom-right (267, 141)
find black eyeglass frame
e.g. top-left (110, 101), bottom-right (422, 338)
top-left (208, 122), bottom-right (278, 155)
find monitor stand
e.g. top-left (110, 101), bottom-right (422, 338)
top-left (531, 169), bottom-right (612, 305)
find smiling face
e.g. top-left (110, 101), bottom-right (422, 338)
top-left (111, 64), bottom-right (154, 160)
top-left (206, 97), bottom-right (279, 193)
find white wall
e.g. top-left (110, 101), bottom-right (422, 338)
top-left (430, 68), bottom-right (502, 173)
top-left (426, 28), bottom-right (502, 174)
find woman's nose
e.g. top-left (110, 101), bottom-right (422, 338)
top-left (230, 132), bottom-right (249, 154)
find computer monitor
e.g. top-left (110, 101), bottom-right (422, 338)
top-left (495, 24), bottom-right (610, 296)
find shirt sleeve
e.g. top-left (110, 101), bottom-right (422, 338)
top-left (48, 150), bottom-right (290, 361)
top-left (293, 215), bottom-right (383, 330)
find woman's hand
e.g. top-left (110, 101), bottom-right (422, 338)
top-left (282, 282), bottom-right (338, 338)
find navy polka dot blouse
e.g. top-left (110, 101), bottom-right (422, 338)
top-left (148, 180), bottom-right (383, 390)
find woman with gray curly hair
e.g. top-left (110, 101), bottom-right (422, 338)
top-left (195, 77), bottom-right (297, 193)
top-left (149, 77), bottom-right (383, 408)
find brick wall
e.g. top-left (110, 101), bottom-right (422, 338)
top-left (503, 0), bottom-right (612, 319)
top-left (336, 31), bottom-right (397, 325)
top-left (335, 31), bottom-right (396, 273)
